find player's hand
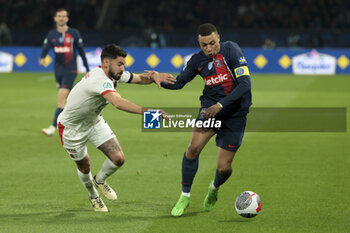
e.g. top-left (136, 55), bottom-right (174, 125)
top-left (39, 58), bottom-right (46, 66)
top-left (144, 70), bottom-right (157, 79)
top-left (145, 70), bottom-right (176, 88)
top-left (205, 103), bottom-right (223, 118)
top-left (153, 73), bottom-right (176, 88)
top-left (160, 109), bottom-right (171, 121)
top-left (144, 108), bottom-right (171, 121)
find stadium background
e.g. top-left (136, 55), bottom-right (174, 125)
top-left (1, 0), bottom-right (350, 74)
top-left (0, 1), bottom-right (349, 233)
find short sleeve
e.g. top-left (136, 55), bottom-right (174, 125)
top-left (100, 81), bottom-right (117, 96)
top-left (117, 71), bottom-right (133, 83)
top-left (88, 74), bottom-right (116, 96)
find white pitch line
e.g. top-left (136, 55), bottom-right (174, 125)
top-left (38, 75), bottom-right (54, 82)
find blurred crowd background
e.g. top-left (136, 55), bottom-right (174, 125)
top-left (1, 0), bottom-right (350, 47)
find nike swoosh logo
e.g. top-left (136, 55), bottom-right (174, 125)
top-left (228, 145), bottom-right (237, 148)
top-left (198, 66), bottom-right (204, 71)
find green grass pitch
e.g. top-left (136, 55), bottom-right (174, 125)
top-left (0, 72), bottom-right (349, 233)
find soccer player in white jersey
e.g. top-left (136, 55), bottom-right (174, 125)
top-left (57, 44), bottom-right (175, 212)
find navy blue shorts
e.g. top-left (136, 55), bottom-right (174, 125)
top-left (215, 115), bottom-right (247, 152)
top-left (55, 73), bottom-right (77, 90)
top-left (196, 108), bottom-right (247, 152)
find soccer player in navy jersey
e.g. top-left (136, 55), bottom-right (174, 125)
top-left (160, 23), bottom-right (252, 216)
top-left (40, 8), bottom-right (89, 136)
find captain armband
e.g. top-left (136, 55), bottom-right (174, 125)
top-left (234, 66), bottom-right (250, 78)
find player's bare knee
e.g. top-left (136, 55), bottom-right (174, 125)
top-left (114, 155), bottom-right (125, 166)
top-left (109, 151), bottom-right (125, 166)
top-left (77, 161), bottom-right (91, 174)
top-left (75, 155), bottom-right (91, 174)
top-left (217, 164), bottom-right (232, 174)
top-left (186, 145), bottom-right (202, 158)
top-left (79, 165), bottom-right (90, 174)
top-left (218, 167), bottom-right (231, 174)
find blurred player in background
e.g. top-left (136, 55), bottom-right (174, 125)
top-left (39, 8), bottom-right (89, 136)
top-left (160, 23), bottom-right (252, 216)
top-left (57, 44), bottom-right (175, 212)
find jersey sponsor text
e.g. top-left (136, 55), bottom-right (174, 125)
top-left (54, 46), bottom-right (71, 53)
top-left (204, 73), bottom-right (229, 86)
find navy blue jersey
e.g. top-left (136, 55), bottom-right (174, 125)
top-left (161, 41), bottom-right (252, 117)
top-left (40, 27), bottom-right (89, 76)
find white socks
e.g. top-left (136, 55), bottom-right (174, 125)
top-left (95, 159), bottom-right (120, 184)
top-left (77, 169), bottom-right (99, 198)
top-left (181, 192), bottom-right (191, 197)
top-left (211, 182), bottom-right (218, 190)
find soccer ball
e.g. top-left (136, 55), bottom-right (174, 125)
top-left (235, 191), bottom-right (262, 218)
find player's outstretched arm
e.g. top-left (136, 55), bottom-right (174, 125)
top-left (130, 72), bottom-right (176, 88)
top-left (159, 56), bottom-right (198, 90)
top-left (103, 91), bottom-right (170, 120)
top-left (103, 91), bottom-right (146, 114)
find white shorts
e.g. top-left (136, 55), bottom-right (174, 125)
top-left (58, 116), bottom-right (116, 161)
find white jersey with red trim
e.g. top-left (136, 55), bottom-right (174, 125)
top-left (57, 67), bottom-right (131, 130)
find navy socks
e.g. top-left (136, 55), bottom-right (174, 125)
top-left (52, 107), bottom-right (63, 127)
top-left (213, 168), bottom-right (232, 188)
top-left (181, 153), bottom-right (199, 193)
top-left (181, 152), bottom-right (233, 192)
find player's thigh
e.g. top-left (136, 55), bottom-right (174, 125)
top-left (58, 122), bottom-right (89, 161)
top-left (186, 127), bottom-right (215, 158)
top-left (216, 115), bottom-right (247, 153)
top-left (89, 117), bottom-right (124, 162)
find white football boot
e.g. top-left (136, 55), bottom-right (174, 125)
top-left (42, 125), bottom-right (56, 136)
top-left (93, 176), bottom-right (117, 201)
top-left (90, 196), bottom-right (108, 212)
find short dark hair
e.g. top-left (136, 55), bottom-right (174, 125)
top-left (197, 23), bottom-right (218, 36)
top-left (101, 44), bottom-right (127, 62)
top-left (56, 8), bottom-right (69, 17)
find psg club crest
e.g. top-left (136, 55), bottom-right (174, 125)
top-left (143, 110), bottom-right (161, 129)
top-left (236, 68), bottom-right (244, 76)
top-left (214, 59), bottom-right (222, 67)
